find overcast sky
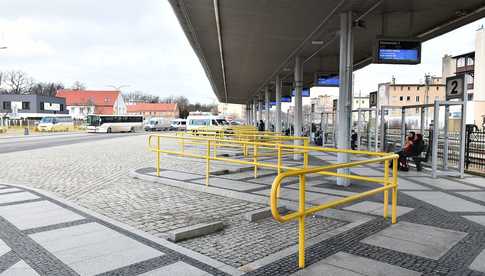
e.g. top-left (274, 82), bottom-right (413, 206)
top-left (0, 1), bottom-right (484, 105)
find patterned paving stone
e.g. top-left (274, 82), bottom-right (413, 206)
top-left (418, 178), bottom-right (479, 190)
top-left (0, 192), bottom-right (39, 205)
top-left (362, 221), bottom-right (467, 260)
top-left (138, 261), bottom-right (208, 276)
top-left (0, 200), bottom-right (84, 230)
top-left (159, 170), bottom-right (204, 181)
top-left (30, 222), bottom-right (164, 276)
top-left (0, 260), bottom-right (39, 276)
top-left (292, 252), bottom-right (421, 276)
top-left (253, 188), bottom-right (334, 202)
top-left (463, 215), bottom-right (485, 227)
top-left (0, 239), bottom-right (10, 257)
top-left (343, 201), bottom-right (414, 217)
top-left (469, 248), bottom-right (485, 273)
top-left (193, 177), bottom-right (265, 191)
top-left (457, 191), bottom-right (485, 203)
top-left (403, 191), bottom-right (485, 212)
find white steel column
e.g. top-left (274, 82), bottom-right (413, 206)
top-left (253, 99), bottom-right (258, 126)
top-left (336, 11), bottom-right (353, 186)
top-left (294, 56), bottom-right (303, 160)
top-left (443, 105), bottom-right (450, 169)
top-left (431, 100), bottom-right (440, 179)
top-left (265, 86), bottom-right (270, 131)
top-left (275, 75), bottom-right (282, 133)
top-left (258, 95), bottom-right (263, 123)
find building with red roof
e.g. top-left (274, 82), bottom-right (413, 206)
top-left (126, 103), bottom-right (179, 119)
top-left (56, 89), bottom-right (127, 119)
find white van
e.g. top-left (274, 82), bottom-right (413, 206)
top-left (37, 116), bottom-right (74, 132)
top-left (186, 112), bottom-right (228, 131)
top-left (144, 117), bottom-right (171, 131)
top-left (170, 119), bottom-right (187, 130)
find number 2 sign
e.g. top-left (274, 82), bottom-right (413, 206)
top-left (446, 75), bottom-right (465, 100)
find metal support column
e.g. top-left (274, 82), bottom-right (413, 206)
top-left (374, 109), bottom-right (379, 151)
top-left (458, 76), bottom-right (468, 178)
top-left (294, 56), bottom-right (303, 160)
top-left (420, 107), bottom-right (425, 135)
top-left (443, 105), bottom-right (450, 169)
top-left (265, 86), bottom-right (270, 131)
top-left (336, 11), bottom-right (353, 186)
top-left (357, 109), bottom-right (362, 148)
top-left (258, 95), bottom-right (263, 123)
top-left (400, 108), bottom-right (406, 148)
top-left (275, 75), bottom-right (282, 133)
top-left (380, 107), bottom-right (386, 151)
top-left (431, 100), bottom-right (440, 178)
top-left (253, 99), bottom-right (257, 126)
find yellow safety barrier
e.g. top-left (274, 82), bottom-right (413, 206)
top-left (270, 153), bottom-right (399, 269)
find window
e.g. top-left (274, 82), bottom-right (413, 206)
top-left (406, 96), bottom-right (410, 101)
top-left (468, 93), bottom-right (474, 101)
top-left (407, 86), bottom-right (410, 90)
top-left (40, 102), bottom-right (44, 111)
top-left (400, 86), bottom-right (403, 91)
top-left (22, 102), bottom-right (30, 110)
top-left (104, 98), bottom-right (110, 102)
top-left (2, 101), bottom-right (11, 110)
top-left (399, 96), bottom-right (403, 101)
top-left (457, 57), bottom-right (466, 67)
top-left (416, 108), bottom-right (419, 113)
top-left (416, 96), bottom-right (420, 102)
top-left (467, 57), bottom-right (474, 66)
top-left (417, 86), bottom-right (420, 90)
top-left (60, 104), bottom-right (64, 111)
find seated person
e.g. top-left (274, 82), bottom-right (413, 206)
top-left (393, 131), bottom-right (415, 170)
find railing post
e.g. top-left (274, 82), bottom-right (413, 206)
top-left (391, 155), bottom-right (398, 224)
top-left (156, 136), bottom-right (160, 177)
top-left (298, 174), bottom-right (306, 268)
top-left (303, 139), bottom-right (309, 168)
top-left (383, 160), bottom-right (389, 219)
top-left (253, 143), bottom-right (258, 178)
top-left (206, 140), bottom-right (211, 186)
top-left (277, 144), bottom-right (282, 175)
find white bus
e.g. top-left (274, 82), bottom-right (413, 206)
top-left (37, 116), bottom-right (74, 132)
top-left (86, 115), bottom-right (143, 133)
top-left (170, 118), bottom-right (187, 130)
top-left (186, 112), bottom-right (228, 131)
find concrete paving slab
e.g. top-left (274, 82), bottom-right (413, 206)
top-left (459, 177), bottom-right (485, 188)
top-left (0, 239), bottom-right (10, 257)
top-left (0, 200), bottom-right (84, 230)
top-left (457, 192), bottom-right (485, 203)
top-left (292, 252), bottom-right (421, 276)
top-left (420, 178), bottom-right (479, 190)
top-left (463, 216), bottom-right (485, 227)
top-left (0, 192), bottom-right (39, 205)
top-left (160, 170), bottom-right (204, 180)
top-left (395, 179), bottom-right (431, 191)
top-left (403, 191), bottom-right (485, 212)
top-left (343, 201), bottom-right (414, 217)
top-left (253, 188), bottom-right (334, 202)
top-left (0, 260), bottom-right (39, 276)
top-left (139, 261), bottom-right (209, 276)
top-left (362, 221), bottom-right (467, 260)
top-left (308, 194), bottom-right (344, 205)
top-left (31, 223), bottom-right (164, 275)
top-left (193, 177), bottom-right (264, 191)
top-left (470, 248), bottom-right (485, 272)
top-left (0, 188), bottom-right (22, 194)
top-left (286, 184), bottom-right (356, 196)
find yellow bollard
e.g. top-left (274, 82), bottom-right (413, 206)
top-left (383, 160), bottom-right (389, 219)
top-left (303, 139), bottom-right (309, 168)
top-left (253, 143), bottom-right (258, 178)
top-left (298, 174), bottom-right (306, 268)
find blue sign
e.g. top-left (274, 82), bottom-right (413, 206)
top-left (376, 40), bottom-right (421, 64)
top-left (291, 88), bottom-right (310, 97)
top-left (281, 97), bottom-right (292, 103)
top-left (316, 75), bottom-right (339, 87)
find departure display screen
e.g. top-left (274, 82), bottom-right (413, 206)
top-left (281, 97), bottom-right (292, 102)
top-left (315, 75), bottom-right (339, 87)
top-left (291, 88), bottom-right (310, 97)
top-left (376, 40), bottom-right (421, 64)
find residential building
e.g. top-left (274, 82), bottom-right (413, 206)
top-left (441, 26), bottom-right (485, 126)
top-left (56, 90), bottom-right (127, 119)
top-left (377, 78), bottom-right (445, 121)
top-left (126, 103), bottom-right (179, 119)
top-left (352, 96), bottom-right (370, 123)
top-left (310, 95), bottom-right (334, 114)
top-left (0, 94), bottom-right (68, 119)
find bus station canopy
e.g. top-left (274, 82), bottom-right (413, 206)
top-left (169, 0), bottom-right (485, 104)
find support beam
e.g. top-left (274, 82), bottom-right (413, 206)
top-left (275, 75), bottom-right (282, 133)
top-left (265, 86), bottom-right (270, 131)
top-left (294, 56), bottom-right (303, 160)
top-left (336, 11), bottom-right (353, 186)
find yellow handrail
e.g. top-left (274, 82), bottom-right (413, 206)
top-left (270, 153), bottom-right (399, 269)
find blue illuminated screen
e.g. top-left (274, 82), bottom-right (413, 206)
top-left (291, 88), bottom-right (310, 97)
top-left (316, 76), bottom-right (339, 86)
top-left (281, 97), bottom-right (292, 102)
top-left (378, 49), bottom-right (418, 61)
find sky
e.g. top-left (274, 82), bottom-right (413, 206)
top-left (0, 1), bottom-right (484, 105)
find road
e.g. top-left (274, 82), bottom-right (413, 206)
top-left (0, 132), bottom-right (146, 154)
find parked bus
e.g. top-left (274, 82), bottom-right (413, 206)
top-left (37, 116), bottom-right (74, 132)
top-left (86, 115), bottom-right (143, 133)
top-left (186, 112), bottom-right (228, 131)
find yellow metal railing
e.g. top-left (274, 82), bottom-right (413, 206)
top-left (270, 153), bottom-right (399, 269)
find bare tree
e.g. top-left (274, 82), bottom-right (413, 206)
top-left (71, 81), bottom-right (86, 90)
top-left (3, 71), bottom-right (33, 94)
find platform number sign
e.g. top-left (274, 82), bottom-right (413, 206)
top-left (446, 75), bottom-right (465, 100)
top-left (369, 91), bottom-right (377, 107)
